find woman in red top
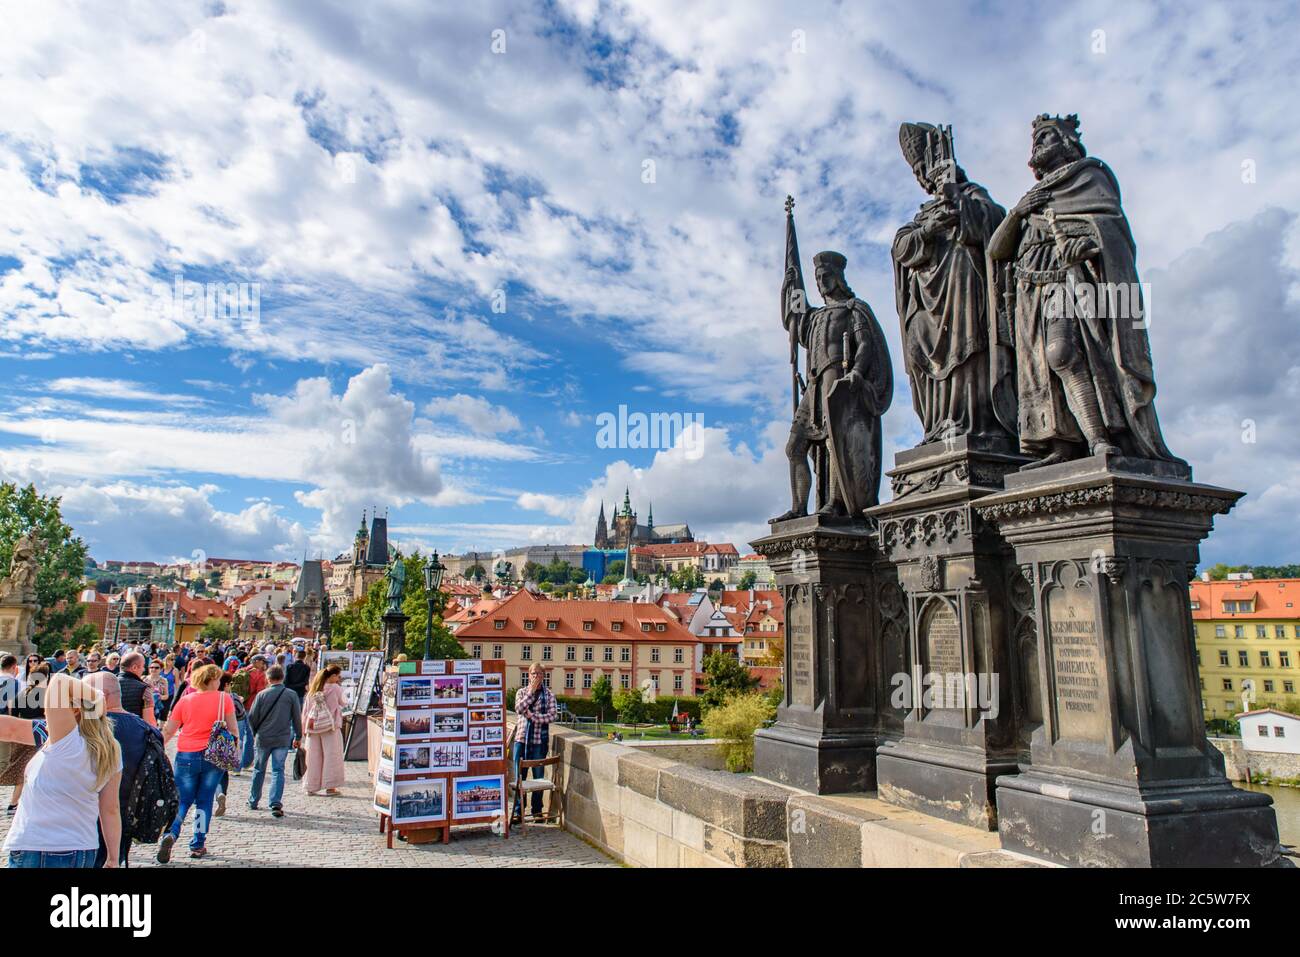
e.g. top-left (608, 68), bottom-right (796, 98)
top-left (157, 664), bottom-right (238, 861)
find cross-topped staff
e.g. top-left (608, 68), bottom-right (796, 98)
top-left (782, 194), bottom-right (807, 414)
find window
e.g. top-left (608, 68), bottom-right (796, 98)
top-left (1265, 680), bottom-right (1275, 692)
top-left (583, 621), bottom-right (593, 632)
top-left (522, 645), bottom-right (532, 661)
top-left (656, 623), bottom-right (665, 632)
top-left (524, 620), bottom-right (535, 631)
top-left (1277, 726), bottom-right (1287, 738)
top-left (564, 671), bottom-right (574, 690)
top-left (1281, 652), bottom-right (1291, 668)
top-left (542, 645), bottom-right (553, 661)
top-left (583, 672), bottom-right (593, 690)
top-left (472, 644), bottom-right (482, 659)
top-left (1277, 625), bottom-right (1287, 638)
top-left (1234, 625), bottom-right (1245, 638)
top-left (565, 646), bottom-right (576, 661)
top-left (674, 648), bottom-right (684, 664)
top-left (651, 673), bottom-right (660, 692)
top-left (1215, 625), bottom-right (1226, 638)
top-left (547, 621), bottom-right (558, 631)
top-left (674, 673), bottom-right (683, 692)
top-left (520, 668), bottom-right (529, 685)
top-left (603, 647), bottom-right (613, 662)
top-left (641, 622), bottom-right (651, 632)
top-left (1295, 625), bottom-right (1300, 638)
top-left (1222, 678), bottom-right (1233, 691)
top-left (543, 673), bottom-right (552, 689)
top-left (494, 620), bottom-right (505, 630)
top-left (611, 622), bottom-right (622, 632)
top-left (620, 673), bottom-right (629, 689)
top-left (620, 647), bottom-right (630, 663)
top-left (1257, 625), bottom-right (1267, 638)
top-left (651, 647), bottom-right (660, 663)
top-left (493, 644), bottom-right (503, 659)
top-left (1286, 681), bottom-right (1296, 694)
top-left (1261, 651), bottom-right (1272, 668)
top-left (1258, 725), bottom-right (1270, 737)
top-left (1238, 651), bottom-right (1249, 667)
top-left (1217, 650), bottom-right (1229, 667)
top-left (578, 646), bottom-right (591, 662)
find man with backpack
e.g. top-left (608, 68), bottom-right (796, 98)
top-left (84, 672), bottom-right (175, 867)
top-left (246, 664), bottom-right (302, 818)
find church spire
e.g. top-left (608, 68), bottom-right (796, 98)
top-left (647, 501), bottom-right (654, 529)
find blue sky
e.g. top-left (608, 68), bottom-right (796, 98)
top-left (1, 0), bottom-right (1299, 566)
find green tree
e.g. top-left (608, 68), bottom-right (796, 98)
top-left (699, 651), bottom-right (760, 711)
top-left (328, 599), bottom-right (378, 650)
top-left (738, 570), bottom-right (758, 590)
top-left (668, 565), bottom-right (704, 591)
top-left (378, 553), bottom-right (466, 660)
top-left (614, 685), bottom-right (649, 724)
top-left (702, 692), bottom-right (776, 772)
top-left (708, 578), bottom-right (725, 592)
top-left (590, 674), bottom-right (613, 723)
top-left (521, 560), bottom-right (544, 583)
top-left (69, 622), bottom-right (100, 648)
top-left (0, 482), bottom-right (90, 655)
top-left (199, 618), bottom-right (232, 644)
top-left (465, 563), bottom-right (487, 581)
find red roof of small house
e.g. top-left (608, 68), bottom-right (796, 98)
top-left (456, 589), bottom-right (695, 643)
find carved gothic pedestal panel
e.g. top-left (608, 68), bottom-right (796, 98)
top-left (750, 515), bottom-right (890, 794)
top-left (382, 612), bottom-right (408, 665)
top-left (867, 435), bottom-right (1032, 829)
top-left (974, 453), bottom-right (1285, 867)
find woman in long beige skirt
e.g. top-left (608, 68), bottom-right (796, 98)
top-left (302, 664), bottom-right (346, 795)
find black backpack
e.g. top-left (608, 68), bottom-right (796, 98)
top-left (125, 731), bottom-right (179, 844)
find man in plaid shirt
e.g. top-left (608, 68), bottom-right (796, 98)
top-left (512, 662), bottom-right (557, 821)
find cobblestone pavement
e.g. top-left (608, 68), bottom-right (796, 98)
top-left (1, 755), bottom-right (616, 869)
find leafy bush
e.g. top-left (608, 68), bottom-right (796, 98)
top-left (613, 686), bottom-right (649, 724)
top-left (553, 694), bottom-right (702, 723)
top-left (701, 692), bottom-right (776, 772)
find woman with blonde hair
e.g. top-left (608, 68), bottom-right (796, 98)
top-left (158, 663), bottom-right (238, 861)
top-left (302, 664), bottom-right (345, 796)
top-left (0, 673), bottom-right (123, 868)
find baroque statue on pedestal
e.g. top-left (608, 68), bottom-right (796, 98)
top-left (987, 113), bottom-right (1181, 468)
top-left (774, 196), bottom-right (893, 521)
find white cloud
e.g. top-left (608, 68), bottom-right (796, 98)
top-left (425, 393), bottom-right (522, 435)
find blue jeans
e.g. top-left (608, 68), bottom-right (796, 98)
top-left (170, 750), bottom-right (224, 850)
top-left (239, 718), bottom-right (254, 769)
top-left (511, 739), bottom-right (547, 816)
top-left (8, 849), bottom-right (97, 868)
top-left (248, 746), bottom-right (289, 808)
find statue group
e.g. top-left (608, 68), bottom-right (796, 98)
top-left (777, 112), bottom-right (1179, 523)
top-left (757, 114), bottom-right (1285, 868)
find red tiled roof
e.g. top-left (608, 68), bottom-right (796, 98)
top-left (1190, 579), bottom-right (1300, 621)
top-left (456, 589), bottom-right (695, 643)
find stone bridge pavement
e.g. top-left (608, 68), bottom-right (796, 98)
top-left (0, 756), bottom-right (616, 869)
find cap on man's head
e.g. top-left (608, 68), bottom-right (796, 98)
top-left (813, 250), bottom-right (847, 271)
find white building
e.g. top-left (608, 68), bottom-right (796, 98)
top-left (1237, 709), bottom-right (1300, 755)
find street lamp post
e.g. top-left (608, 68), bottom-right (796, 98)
top-left (422, 551), bottom-right (445, 660)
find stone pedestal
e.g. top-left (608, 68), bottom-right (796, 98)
top-left (382, 611), bottom-right (408, 665)
top-left (0, 601), bottom-right (38, 658)
top-left (750, 515), bottom-right (888, 794)
top-left (866, 435), bottom-right (1032, 829)
top-left (973, 452), bottom-right (1284, 867)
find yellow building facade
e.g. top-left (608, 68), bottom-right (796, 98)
top-left (1191, 578), bottom-right (1300, 722)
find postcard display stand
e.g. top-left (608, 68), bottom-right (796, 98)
top-left (374, 658), bottom-right (510, 847)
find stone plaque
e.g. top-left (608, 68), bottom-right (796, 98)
top-left (1046, 572), bottom-right (1109, 743)
top-left (923, 600), bottom-right (963, 709)
top-left (788, 590), bottom-right (814, 707)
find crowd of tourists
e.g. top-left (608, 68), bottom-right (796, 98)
top-left (0, 635), bottom-right (352, 867)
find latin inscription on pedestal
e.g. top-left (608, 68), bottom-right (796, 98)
top-left (1046, 575), bottom-right (1110, 743)
top-left (788, 590), bottom-right (814, 707)
top-left (923, 600), bottom-right (963, 709)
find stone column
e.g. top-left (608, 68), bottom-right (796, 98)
top-left (750, 515), bottom-right (888, 794)
top-left (0, 601), bottom-right (38, 658)
top-left (382, 611), bottom-right (408, 665)
top-left (974, 454), bottom-right (1284, 867)
top-left (867, 435), bottom-right (1033, 829)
